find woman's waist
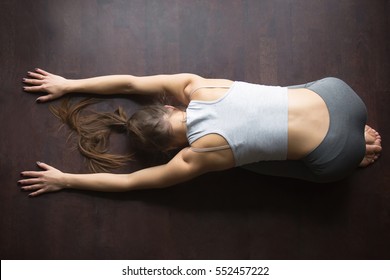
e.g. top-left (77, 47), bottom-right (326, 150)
top-left (287, 88), bottom-right (330, 159)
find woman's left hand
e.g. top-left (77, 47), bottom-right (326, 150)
top-left (19, 162), bottom-right (66, 197)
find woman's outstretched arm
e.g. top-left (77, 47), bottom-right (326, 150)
top-left (23, 68), bottom-right (201, 104)
top-left (18, 149), bottom-right (215, 197)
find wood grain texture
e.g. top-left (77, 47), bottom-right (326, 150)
top-left (0, 0), bottom-right (389, 259)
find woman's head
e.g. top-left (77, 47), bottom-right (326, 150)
top-left (126, 105), bottom-right (174, 153)
top-left (50, 99), bottom-right (180, 172)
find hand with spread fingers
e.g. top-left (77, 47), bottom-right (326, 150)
top-left (19, 162), bottom-right (66, 197)
top-left (23, 68), bottom-right (69, 102)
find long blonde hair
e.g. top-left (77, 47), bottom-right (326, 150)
top-left (50, 99), bottom-right (173, 172)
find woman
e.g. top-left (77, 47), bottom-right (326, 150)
top-left (19, 68), bottom-right (382, 197)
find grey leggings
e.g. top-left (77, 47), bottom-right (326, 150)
top-left (241, 77), bottom-right (367, 183)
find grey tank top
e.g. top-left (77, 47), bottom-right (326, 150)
top-left (186, 81), bottom-right (288, 166)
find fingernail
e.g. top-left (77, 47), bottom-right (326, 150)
top-left (36, 161), bottom-right (41, 164)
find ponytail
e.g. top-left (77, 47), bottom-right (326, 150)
top-left (50, 99), bottom-right (133, 172)
top-left (50, 99), bottom-right (173, 172)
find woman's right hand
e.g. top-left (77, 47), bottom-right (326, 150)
top-left (23, 68), bottom-right (69, 102)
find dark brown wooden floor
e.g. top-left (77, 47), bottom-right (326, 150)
top-left (1, 0), bottom-right (389, 260)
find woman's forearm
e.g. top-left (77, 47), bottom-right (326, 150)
top-left (63, 172), bottom-right (131, 192)
top-left (65, 75), bottom-right (134, 95)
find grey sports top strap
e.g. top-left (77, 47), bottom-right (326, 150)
top-left (190, 145), bottom-right (231, 153)
top-left (189, 86), bottom-right (231, 99)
